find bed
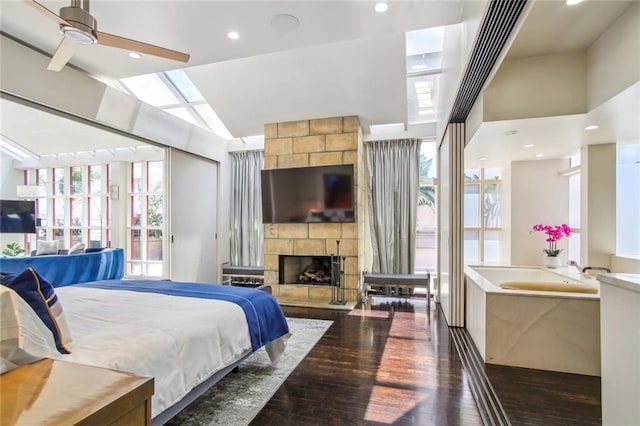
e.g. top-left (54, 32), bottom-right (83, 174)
top-left (0, 271), bottom-right (290, 425)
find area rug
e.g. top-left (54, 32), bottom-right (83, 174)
top-left (165, 317), bottom-right (333, 426)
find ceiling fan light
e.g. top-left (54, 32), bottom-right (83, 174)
top-left (60, 26), bottom-right (97, 45)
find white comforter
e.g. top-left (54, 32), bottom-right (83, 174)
top-left (55, 286), bottom-right (253, 416)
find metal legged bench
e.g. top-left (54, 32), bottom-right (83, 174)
top-left (362, 272), bottom-right (431, 306)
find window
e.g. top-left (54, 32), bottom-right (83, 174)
top-left (115, 69), bottom-right (233, 139)
top-left (567, 154), bottom-right (581, 262)
top-left (25, 165), bottom-right (111, 251)
top-left (464, 168), bottom-right (502, 263)
top-left (415, 141), bottom-right (437, 273)
top-left (126, 160), bottom-right (164, 277)
top-left (617, 144), bottom-right (640, 256)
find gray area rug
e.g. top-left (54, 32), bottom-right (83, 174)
top-left (165, 317), bottom-right (333, 425)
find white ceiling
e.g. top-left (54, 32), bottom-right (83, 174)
top-left (1, 0), bottom-right (638, 164)
top-left (464, 0), bottom-right (639, 168)
top-left (0, 0), bottom-right (462, 137)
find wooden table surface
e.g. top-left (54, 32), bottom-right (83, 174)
top-left (1, 358), bottom-right (154, 425)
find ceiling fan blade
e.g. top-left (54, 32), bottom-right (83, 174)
top-left (48, 37), bottom-right (79, 71)
top-left (23, 0), bottom-right (71, 26)
top-left (95, 31), bottom-right (190, 63)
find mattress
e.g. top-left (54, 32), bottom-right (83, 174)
top-left (54, 285), bottom-right (281, 417)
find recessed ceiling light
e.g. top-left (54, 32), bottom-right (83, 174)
top-left (524, 144), bottom-right (534, 148)
top-left (375, 2), bottom-right (388, 13)
top-left (504, 130), bottom-right (518, 136)
top-left (535, 154), bottom-right (545, 158)
top-left (129, 52), bottom-right (141, 59)
top-left (227, 31), bottom-right (240, 40)
top-left (565, 0), bottom-right (584, 5)
top-left (478, 157), bottom-right (488, 161)
top-left (585, 125), bottom-right (599, 130)
top-left (270, 14), bottom-right (300, 33)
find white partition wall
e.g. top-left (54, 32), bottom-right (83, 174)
top-left (438, 123), bottom-right (465, 327)
top-left (168, 148), bottom-right (219, 283)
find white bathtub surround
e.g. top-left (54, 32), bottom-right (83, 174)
top-left (465, 265), bottom-right (600, 376)
top-left (597, 273), bottom-right (640, 426)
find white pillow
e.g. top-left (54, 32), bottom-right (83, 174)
top-left (36, 240), bottom-right (59, 256)
top-left (68, 242), bottom-right (85, 254)
top-left (0, 286), bottom-right (62, 374)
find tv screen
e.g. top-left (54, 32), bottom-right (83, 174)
top-left (261, 165), bottom-right (355, 223)
top-left (0, 200), bottom-right (37, 234)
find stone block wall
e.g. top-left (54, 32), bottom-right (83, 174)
top-left (263, 116), bottom-right (365, 304)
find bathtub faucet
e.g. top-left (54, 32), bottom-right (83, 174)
top-left (567, 260), bottom-right (582, 273)
top-left (567, 260), bottom-right (611, 278)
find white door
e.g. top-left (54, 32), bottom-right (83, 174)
top-left (168, 148), bottom-right (218, 283)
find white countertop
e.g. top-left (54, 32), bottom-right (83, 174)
top-left (597, 273), bottom-right (640, 294)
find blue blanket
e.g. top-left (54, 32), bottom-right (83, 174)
top-left (73, 280), bottom-right (289, 352)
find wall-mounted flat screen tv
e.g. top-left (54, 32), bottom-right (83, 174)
top-left (261, 164), bottom-right (355, 223)
top-left (0, 200), bottom-right (37, 234)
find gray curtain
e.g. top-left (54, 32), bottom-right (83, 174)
top-left (230, 150), bottom-right (264, 266)
top-left (367, 138), bottom-right (421, 274)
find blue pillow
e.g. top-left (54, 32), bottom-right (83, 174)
top-left (0, 268), bottom-right (73, 354)
top-left (85, 247), bottom-right (104, 253)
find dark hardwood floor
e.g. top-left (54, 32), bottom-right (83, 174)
top-left (251, 296), bottom-right (601, 426)
top-left (485, 364), bottom-right (601, 426)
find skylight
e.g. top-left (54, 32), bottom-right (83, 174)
top-left (406, 27), bottom-right (444, 124)
top-left (116, 69), bottom-right (233, 140)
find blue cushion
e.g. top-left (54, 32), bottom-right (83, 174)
top-left (0, 248), bottom-right (125, 287)
top-left (0, 268), bottom-right (72, 354)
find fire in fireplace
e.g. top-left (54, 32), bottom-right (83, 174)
top-left (279, 255), bottom-right (333, 285)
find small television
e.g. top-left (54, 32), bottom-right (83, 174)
top-left (0, 200), bottom-right (37, 234)
top-left (261, 164), bottom-right (355, 223)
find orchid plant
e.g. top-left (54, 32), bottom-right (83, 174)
top-left (531, 223), bottom-right (572, 257)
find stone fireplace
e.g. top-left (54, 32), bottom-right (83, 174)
top-left (263, 116), bottom-right (369, 306)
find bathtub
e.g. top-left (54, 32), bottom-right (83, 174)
top-left (464, 265), bottom-right (600, 376)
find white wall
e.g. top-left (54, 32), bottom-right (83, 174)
top-left (587, 2), bottom-right (640, 110)
top-left (0, 36), bottom-right (105, 120)
top-left (498, 165), bottom-right (512, 263)
top-left (0, 152), bottom-right (26, 251)
top-left (437, 0), bottom-right (489, 142)
top-left (438, 132), bottom-right (450, 315)
top-left (0, 153), bottom-right (22, 199)
top-left (483, 51), bottom-right (588, 121)
top-left (581, 143), bottom-right (616, 269)
top-left (511, 159), bottom-right (570, 266)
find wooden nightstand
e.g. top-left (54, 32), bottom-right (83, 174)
top-left (1, 358), bottom-right (154, 425)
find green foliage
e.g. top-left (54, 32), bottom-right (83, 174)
top-left (418, 154), bottom-right (436, 212)
top-left (3, 242), bottom-right (25, 257)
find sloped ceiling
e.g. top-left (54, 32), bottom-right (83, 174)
top-left (0, 0), bottom-right (465, 142)
top-left (1, 0), bottom-right (638, 162)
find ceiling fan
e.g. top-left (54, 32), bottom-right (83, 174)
top-left (24, 0), bottom-right (190, 71)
